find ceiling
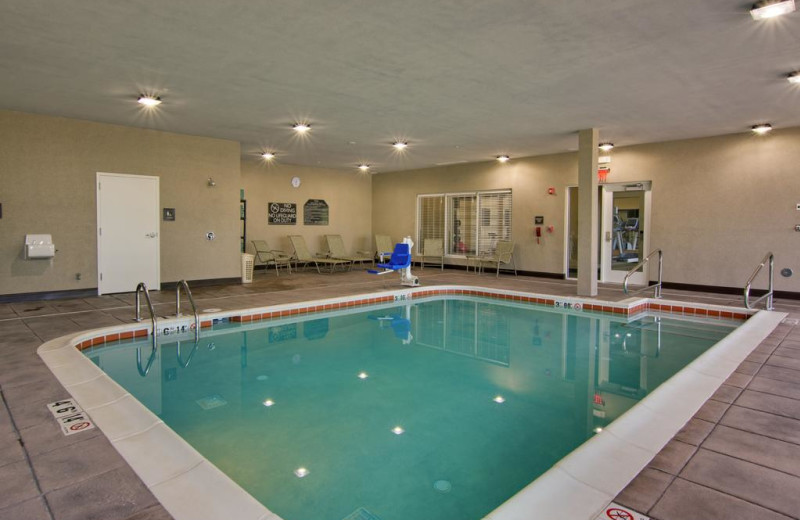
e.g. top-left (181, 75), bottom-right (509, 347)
top-left (1, 0), bottom-right (798, 172)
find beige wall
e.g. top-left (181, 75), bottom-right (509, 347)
top-left (611, 127), bottom-right (800, 291)
top-left (373, 127), bottom-right (800, 292)
top-left (241, 159), bottom-right (372, 259)
top-left (0, 110), bottom-right (242, 295)
top-left (372, 154), bottom-right (577, 273)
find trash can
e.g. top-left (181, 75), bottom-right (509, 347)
top-left (241, 253), bottom-right (254, 283)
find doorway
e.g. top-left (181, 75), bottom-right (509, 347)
top-left (96, 172), bottom-right (160, 294)
top-left (565, 182), bottom-right (651, 285)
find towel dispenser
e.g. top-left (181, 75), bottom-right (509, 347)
top-left (24, 234), bottom-right (56, 259)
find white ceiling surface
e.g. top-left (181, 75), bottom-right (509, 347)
top-left (1, 0), bottom-right (798, 172)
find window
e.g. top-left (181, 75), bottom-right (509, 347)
top-left (417, 190), bottom-right (511, 257)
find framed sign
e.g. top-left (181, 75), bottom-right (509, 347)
top-left (268, 202), bottom-right (297, 225)
top-left (304, 199), bottom-right (329, 225)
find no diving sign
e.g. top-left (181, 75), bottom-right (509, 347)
top-left (595, 503), bottom-right (649, 520)
top-left (47, 399), bottom-right (96, 436)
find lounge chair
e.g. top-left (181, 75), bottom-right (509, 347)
top-left (288, 235), bottom-right (349, 273)
top-left (375, 234), bottom-right (393, 263)
top-left (251, 240), bottom-right (292, 276)
top-left (419, 238), bottom-right (444, 270)
top-left (325, 234), bottom-right (373, 269)
top-left (477, 240), bottom-right (517, 277)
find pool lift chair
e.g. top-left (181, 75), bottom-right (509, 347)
top-left (368, 237), bottom-right (420, 287)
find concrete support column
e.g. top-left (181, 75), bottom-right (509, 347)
top-left (577, 128), bottom-right (599, 297)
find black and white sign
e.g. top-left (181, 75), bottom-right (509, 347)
top-left (303, 199), bottom-right (329, 225)
top-left (47, 399), bottom-right (96, 436)
top-left (268, 202), bottom-right (297, 225)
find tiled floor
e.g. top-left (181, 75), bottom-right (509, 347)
top-left (1, 268), bottom-right (799, 520)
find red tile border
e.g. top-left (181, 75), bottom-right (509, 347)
top-left (71, 289), bottom-right (758, 355)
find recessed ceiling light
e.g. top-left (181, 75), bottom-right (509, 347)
top-left (598, 143), bottom-right (614, 151)
top-left (294, 467), bottom-right (310, 478)
top-left (262, 399), bottom-right (275, 407)
top-left (293, 123), bottom-right (311, 133)
top-left (496, 155), bottom-right (510, 163)
top-left (358, 164), bottom-right (370, 171)
top-left (493, 395), bottom-right (506, 403)
top-left (789, 71), bottom-right (800, 84)
top-left (357, 371), bottom-right (369, 379)
top-left (393, 141), bottom-right (408, 150)
top-left (751, 123), bottom-right (773, 134)
top-left (750, 0), bottom-right (796, 19)
top-left (391, 426), bottom-right (405, 435)
top-left (261, 152), bottom-right (275, 160)
top-left (137, 95), bottom-right (161, 107)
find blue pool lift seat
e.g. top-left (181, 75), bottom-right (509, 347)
top-left (369, 243), bottom-right (411, 273)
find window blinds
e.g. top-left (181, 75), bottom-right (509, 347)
top-left (417, 190), bottom-right (511, 257)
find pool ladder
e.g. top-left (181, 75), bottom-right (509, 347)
top-left (135, 280), bottom-right (200, 376)
top-left (135, 280), bottom-right (201, 337)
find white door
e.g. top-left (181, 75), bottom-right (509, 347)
top-left (97, 173), bottom-right (160, 294)
top-left (600, 182), bottom-right (651, 285)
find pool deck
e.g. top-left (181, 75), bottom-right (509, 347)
top-left (2, 269), bottom-right (800, 520)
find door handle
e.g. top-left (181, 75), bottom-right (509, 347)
top-left (605, 231), bottom-right (611, 242)
top-left (145, 232), bottom-right (159, 238)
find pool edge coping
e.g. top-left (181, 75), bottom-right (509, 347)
top-left (36, 285), bottom-right (779, 520)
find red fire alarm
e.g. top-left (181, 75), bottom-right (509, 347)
top-left (547, 187), bottom-right (556, 195)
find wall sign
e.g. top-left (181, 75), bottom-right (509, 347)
top-left (304, 199), bottom-right (329, 225)
top-left (268, 202), bottom-right (297, 225)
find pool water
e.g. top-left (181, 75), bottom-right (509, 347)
top-left (85, 297), bottom-right (738, 520)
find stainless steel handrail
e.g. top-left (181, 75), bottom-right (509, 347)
top-left (134, 282), bottom-right (158, 336)
top-left (623, 249), bottom-right (663, 298)
top-left (744, 252), bottom-right (774, 311)
top-left (175, 279), bottom-right (200, 333)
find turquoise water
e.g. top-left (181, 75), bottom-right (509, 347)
top-left (86, 298), bottom-right (737, 520)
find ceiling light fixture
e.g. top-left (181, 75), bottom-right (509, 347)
top-left (358, 164), bottom-right (370, 171)
top-left (261, 152), bottom-right (275, 160)
top-left (392, 141), bottom-right (408, 150)
top-left (788, 71), bottom-right (800, 84)
top-left (598, 143), bottom-right (614, 152)
top-left (750, 0), bottom-right (796, 19)
top-left (496, 155), bottom-right (510, 163)
top-left (137, 95), bottom-right (162, 107)
top-left (751, 123), bottom-right (773, 134)
top-left (293, 123), bottom-right (311, 133)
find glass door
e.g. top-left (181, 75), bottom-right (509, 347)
top-left (600, 183), bottom-right (651, 284)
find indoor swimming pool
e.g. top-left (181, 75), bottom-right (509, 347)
top-left (79, 296), bottom-right (741, 520)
